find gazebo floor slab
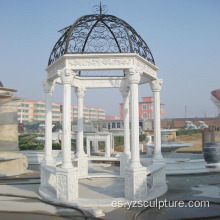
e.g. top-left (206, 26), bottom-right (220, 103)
top-left (40, 176), bottom-right (167, 209)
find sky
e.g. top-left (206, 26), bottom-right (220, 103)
top-left (0, 0), bottom-right (219, 118)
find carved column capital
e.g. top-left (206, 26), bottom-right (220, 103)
top-left (75, 87), bottom-right (86, 98)
top-left (150, 79), bottom-right (163, 92)
top-left (120, 86), bottom-right (130, 98)
top-left (127, 69), bottom-right (141, 84)
top-left (43, 80), bottom-right (55, 94)
top-left (58, 68), bottom-right (76, 84)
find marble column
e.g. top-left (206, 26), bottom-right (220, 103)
top-left (129, 70), bottom-right (142, 169)
top-left (125, 69), bottom-right (147, 201)
top-left (120, 86), bottom-right (131, 177)
top-left (43, 80), bottom-right (55, 166)
top-left (93, 140), bottom-right (99, 152)
top-left (75, 87), bottom-right (88, 177)
top-left (105, 134), bottom-right (111, 157)
top-left (55, 69), bottom-right (78, 201)
top-left (60, 71), bottom-right (74, 169)
top-left (86, 139), bottom-right (91, 156)
top-left (75, 87), bottom-right (86, 155)
top-left (150, 79), bottom-right (164, 162)
top-left (110, 133), bottom-right (114, 153)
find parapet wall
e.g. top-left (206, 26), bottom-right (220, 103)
top-left (161, 117), bottom-right (220, 129)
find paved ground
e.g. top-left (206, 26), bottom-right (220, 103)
top-left (0, 170), bottom-right (220, 220)
top-left (105, 173), bottom-right (220, 220)
top-left (0, 173), bottom-right (94, 220)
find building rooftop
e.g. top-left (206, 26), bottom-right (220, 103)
top-left (211, 89), bottom-right (220, 101)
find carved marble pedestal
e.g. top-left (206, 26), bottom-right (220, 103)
top-left (125, 167), bottom-right (147, 201)
top-left (56, 167), bottom-right (78, 201)
top-left (0, 87), bottom-right (22, 151)
top-left (0, 152), bottom-right (28, 176)
top-left (77, 154), bottom-right (88, 178)
top-left (120, 154), bottom-right (130, 177)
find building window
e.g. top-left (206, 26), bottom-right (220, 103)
top-left (117, 122), bottom-right (121, 128)
top-left (112, 122), bottom-right (115, 128)
top-left (18, 109), bottom-right (29, 113)
top-left (142, 112), bottom-right (147, 118)
top-left (34, 110), bottom-right (45, 113)
top-left (34, 115), bottom-right (45, 119)
top-left (160, 106), bottom-right (164, 111)
top-left (150, 104), bottom-right (153, 110)
top-left (34, 104), bottom-right (45, 108)
top-left (150, 112), bottom-right (154, 118)
top-left (52, 105), bottom-right (60, 109)
top-left (21, 103), bottom-right (29, 107)
top-left (108, 123), bottom-right (111, 129)
top-left (142, 104), bottom-right (147, 110)
top-left (52, 116), bottom-right (60, 119)
top-left (52, 111), bottom-right (60, 114)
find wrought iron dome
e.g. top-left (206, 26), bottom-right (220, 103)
top-left (48, 4), bottom-right (155, 66)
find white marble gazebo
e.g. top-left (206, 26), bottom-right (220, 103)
top-left (40, 6), bottom-right (167, 204)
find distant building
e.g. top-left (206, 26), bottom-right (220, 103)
top-left (211, 89), bottom-right (220, 117)
top-left (105, 115), bottom-right (120, 120)
top-left (17, 100), bottom-right (105, 123)
top-left (91, 118), bottom-right (153, 132)
top-left (120, 97), bottom-right (165, 120)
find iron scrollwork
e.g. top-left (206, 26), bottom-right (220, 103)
top-left (48, 9), bottom-right (155, 67)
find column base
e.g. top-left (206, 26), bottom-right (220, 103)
top-left (129, 160), bottom-right (142, 169)
top-left (41, 156), bottom-right (55, 166)
top-left (152, 154), bottom-right (165, 164)
top-left (56, 167), bottom-right (78, 201)
top-left (105, 153), bottom-right (110, 157)
top-left (77, 154), bottom-right (88, 178)
top-left (120, 154), bottom-right (131, 177)
top-left (125, 167), bottom-right (147, 201)
top-left (61, 161), bottom-right (74, 169)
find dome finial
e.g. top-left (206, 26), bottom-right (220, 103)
top-left (92, 1), bottom-right (108, 15)
top-left (100, 1), bottom-right (102, 15)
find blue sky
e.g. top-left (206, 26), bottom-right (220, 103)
top-left (0, 0), bottom-right (219, 118)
